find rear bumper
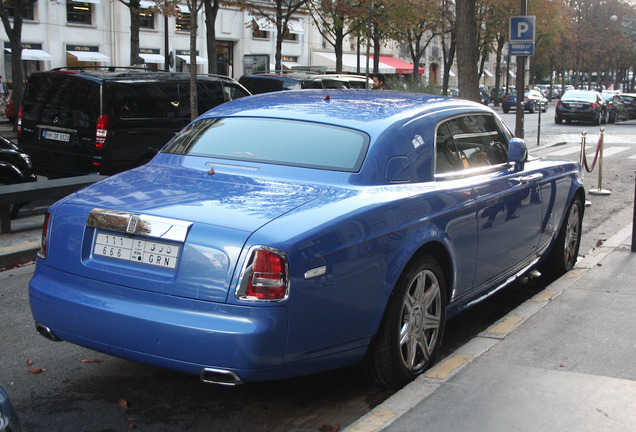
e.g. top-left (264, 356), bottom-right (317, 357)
top-left (555, 109), bottom-right (596, 121)
top-left (29, 263), bottom-right (290, 379)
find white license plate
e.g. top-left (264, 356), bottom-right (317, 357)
top-left (42, 130), bottom-right (71, 142)
top-left (93, 232), bottom-right (180, 269)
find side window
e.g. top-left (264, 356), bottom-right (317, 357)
top-left (112, 84), bottom-right (180, 120)
top-left (435, 114), bottom-right (509, 177)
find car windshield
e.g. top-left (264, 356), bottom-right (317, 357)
top-left (562, 91), bottom-right (595, 101)
top-left (163, 117), bottom-right (369, 172)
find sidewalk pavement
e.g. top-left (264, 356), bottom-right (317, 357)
top-left (345, 223), bottom-right (636, 432)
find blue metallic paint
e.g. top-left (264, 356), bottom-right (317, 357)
top-left (29, 90), bottom-right (584, 383)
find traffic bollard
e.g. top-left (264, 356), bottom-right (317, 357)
top-left (589, 128), bottom-right (611, 196)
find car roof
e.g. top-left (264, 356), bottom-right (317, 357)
top-left (39, 67), bottom-right (240, 84)
top-left (201, 89), bottom-right (491, 137)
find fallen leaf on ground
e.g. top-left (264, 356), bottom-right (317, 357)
top-left (118, 399), bottom-right (128, 410)
top-left (81, 359), bottom-right (103, 363)
top-left (26, 359), bottom-right (33, 366)
top-left (27, 368), bottom-right (46, 374)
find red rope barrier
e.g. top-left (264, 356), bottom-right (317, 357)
top-left (582, 134), bottom-right (603, 173)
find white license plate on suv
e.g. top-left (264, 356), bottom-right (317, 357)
top-left (42, 130), bottom-right (71, 142)
top-left (93, 232), bottom-right (180, 269)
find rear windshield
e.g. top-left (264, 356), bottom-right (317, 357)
top-left (562, 91), bottom-right (596, 101)
top-left (22, 73), bottom-right (100, 128)
top-left (163, 117), bottom-right (369, 172)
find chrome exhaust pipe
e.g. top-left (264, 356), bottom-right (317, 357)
top-left (200, 368), bottom-right (243, 386)
top-left (35, 322), bottom-right (62, 341)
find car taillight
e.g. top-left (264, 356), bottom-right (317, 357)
top-left (238, 247), bottom-right (289, 301)
top-left (524, 97), bottom-right (530, 102)
top-left (591, 103), bottom-right (597, 109)
top-left (557, 101), bottom-right (562, 107)
top-left (37, 211), bottom-right (51, 260)
top-left (95, 114), bottom-right (109, 150)
top-left (17, 106), bottom-right (23, 138)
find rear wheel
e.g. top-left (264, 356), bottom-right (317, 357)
top-left (362, 255), bottom-right (446, 389)
top-left (544, 196), bottom-right (583, 277)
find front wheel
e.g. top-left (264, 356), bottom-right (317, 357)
top-left (544, 196), bottom-right (583, 277)
top-left (362, 255), bottom-right (446, 389)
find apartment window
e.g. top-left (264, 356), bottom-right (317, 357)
top-left (283, 29), bottom-right (298, 42)
top-left (176, 10), bottom-right (191, 31)
top-left (6, 3), bottom-right (35, 20)
top-left (139, 9), bottom-right (155, 29)
top-left (67, 1), bottom-right (92, 25)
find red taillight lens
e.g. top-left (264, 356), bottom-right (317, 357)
top-left (17, 106), bottom-right (23, 138)
top-left (242, 248), bottom-right (289, 300)
top-left (591, 103), bottom-right (597, 109)
top-left (524, 97), bottom-right (530, 102)
top-left (37, 211), bottom-right (51, 260)
top-left (557, 101), bottom-right (562, 107)
top-left (95, 114), bottom-right (109, 150)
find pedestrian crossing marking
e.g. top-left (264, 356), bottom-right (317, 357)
top-left (601, 146), bottom-right (629, 157)
top-left (546, 145), bottom-right (581, 156)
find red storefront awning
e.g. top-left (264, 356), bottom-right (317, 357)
top-left (373, 56), bottom-right (424, 74)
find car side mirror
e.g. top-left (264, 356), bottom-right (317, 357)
top-left (508, 138), bottom-right (527, 171)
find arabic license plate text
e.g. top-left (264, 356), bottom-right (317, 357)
top-left (93, 232), bottom-right (180, 269)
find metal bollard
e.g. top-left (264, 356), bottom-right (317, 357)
top-left (589, 127), bottom-right (611, 196)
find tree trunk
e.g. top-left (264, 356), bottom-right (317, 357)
top-left (190, 5), bottom-right (198, 121)
top-left (455, 0), bottom-right (479, 102)
top-left (204, 0), bottom-right (219, 75)
top-left (129, 0), bottom-right (142, 65)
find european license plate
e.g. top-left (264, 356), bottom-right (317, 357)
top-left (42, 130), bottom-right (71, 142)
top-left (93, 232), bottom-right (180, 269)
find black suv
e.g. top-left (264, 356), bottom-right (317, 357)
top-left (18, 68), bottom-right (250, 177)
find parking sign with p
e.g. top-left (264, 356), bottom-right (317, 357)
top-left (510, 16), bottom-right (536, 41)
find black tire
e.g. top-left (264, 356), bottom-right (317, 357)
top-left (544, 196), bottom-right (583, 277)
top-left (528, 102), bottom-right (535, 114)
top-left (503, 107), bottom-right (509, 114)
top-left (362, 255), bottom-right (446, 389)
top-left (555, 116), bottom-right (563, 124)
top-left (542, 103), bottom-right (548, 113)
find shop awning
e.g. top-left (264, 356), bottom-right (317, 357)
top-left (72, 0), bottom-right (100, 4)
top-left (4, 48), bottom-right (53, 61)
top-left (282, 61), bottom-right (302, 70)
top-left (287, 20), bottom-right (303, 34)
top-left (67, 50), bottom-right (110, 62)
top-left (483, 69), bottom-right (493, 77)
top-left (248, 16), bottom-right (276, 32)
top-left (509, 70), bottom-right (517, 78)
top-left (139, 53), bottom-right (165, 64)
top-left (140, 0), bottom-right (155, 7)
top-left (448, 70), bottom-right (456, 77)
top-left (176, 54), bottom-right (208, 64)
top-left (372, 56), bottom-right (424, 74)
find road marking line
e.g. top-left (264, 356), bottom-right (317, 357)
top-left (0, 241), bottom-right (40, 254)
top-left (347, 408), bottom-right (397, 432)
top-left (487, 314), bottom-right (522, 334)
top-left (546, 145), bottom-right (581, 156)
top-left (424, 353), bottom-right (473, 379)
top-left (532, 289), bottom-right (557, 302)
top-left (600, 146), bottom-right (629, 157)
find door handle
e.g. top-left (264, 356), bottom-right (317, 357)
top-left (518, 173), bottom-right (543, 183)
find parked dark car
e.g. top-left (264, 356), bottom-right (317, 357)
top-left (0, 135), bottom-right (37, 218)
top-left (238, 73), bottom-right (304, 94)
top-left (30, 90), bottom-right (584, 389)
top-left (18, 68), bottom-right (250, 178)
top-left (0, 385), bottom-right (22, 431)
top-left (301, 74), bottom-right (372, 89)
top-left (555, 90), bottom-right (605, 125)
top-left (479, 88), bottom-right (490, 105)
top-left (601, 93), bottom-right (629, 123)
top-left (501, 90), bottom-right (547, 113)
top-left (619, 93), bottom-right (636, 119)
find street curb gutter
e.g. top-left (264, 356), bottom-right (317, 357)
top-left (344, 223), bottom-right (633, 432)
top-left (0, 241), bottom-right (39, 270)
